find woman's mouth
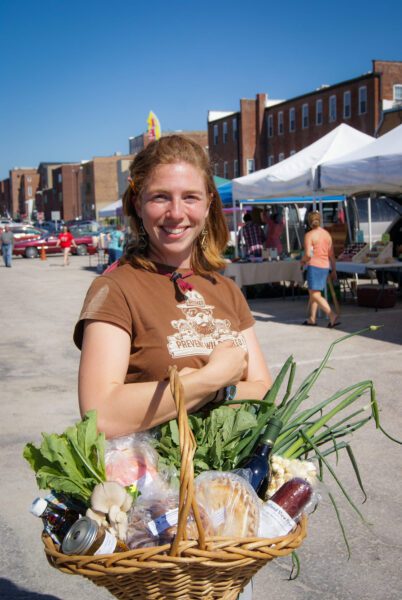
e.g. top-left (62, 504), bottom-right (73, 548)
top-left (160, 226), bottom-right (188, 237)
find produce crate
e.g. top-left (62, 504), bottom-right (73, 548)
top-left (359, 242), bottom-right (393, 264)
top-left (357, 285), bottom-right (397, 309)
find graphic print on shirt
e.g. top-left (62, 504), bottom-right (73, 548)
top-left (167, 290), bottom-right (247, 358)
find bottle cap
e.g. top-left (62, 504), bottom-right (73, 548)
top-left (30, 497), bottom-right (48, 517)
top-left (261, 416), bottom-right (283, 444)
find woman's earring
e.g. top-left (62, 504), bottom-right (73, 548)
top-left (200, 227), bottom-right (208, 250)
top-left (138, 222), bottom-right (148, 250)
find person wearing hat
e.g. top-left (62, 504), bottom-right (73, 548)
top-left (74, 135), bottom-right (272, 438)
top-left (301, 210), bottom-right (339, 327)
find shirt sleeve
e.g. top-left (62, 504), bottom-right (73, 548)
top-left (73, 275), bottom-right (133, 349)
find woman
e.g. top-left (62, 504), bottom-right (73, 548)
top-left (74, 135), bottom-right (272, 438)
top-left (261, 208), bottom-right (284, 255)
top-left (301, 210), bottom-right (339, 327)
top-left (56, 225), bottom-right (77, 266)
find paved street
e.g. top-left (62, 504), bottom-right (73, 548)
top-left (1, 254), bottom-right (402, 600)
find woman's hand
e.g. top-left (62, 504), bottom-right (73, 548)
top-left (204, 340), bottom-right (247, 388)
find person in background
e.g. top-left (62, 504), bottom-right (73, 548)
top-left (300, 210), bottom-right (339, 327)
top-left (238, 212), bottom-right (265, 258)
top-left (1, 225), bottom-right (14, 267)
top-left (262, 208), bottom-right (285, 255)
top-left (56, 226), bottom-right (77, 266)
top-left (107, 225), bottom-right (125, 265)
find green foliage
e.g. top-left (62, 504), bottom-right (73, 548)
top-left (23, 410), bottom-right (105, 505)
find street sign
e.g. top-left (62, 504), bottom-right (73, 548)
top-left (51, 211), bottom-right (61, 221)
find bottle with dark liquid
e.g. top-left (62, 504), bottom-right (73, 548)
top-left (30, 497), bottom-right (80, 543)
top-left (238, 416), bottom-right (283, 499)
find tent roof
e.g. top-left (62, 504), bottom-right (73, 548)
top-left (319, 124), bottom-right (402, 195)
top-left (98, 199), bottom-right (123, 217)
top-left (232, 124), bottom-right (374, 201)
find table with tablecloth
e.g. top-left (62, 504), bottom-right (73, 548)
top-left (224, 260), bottom-right (304, 289)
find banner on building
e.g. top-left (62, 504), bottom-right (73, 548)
top-left (147, 111), bottom-right (161, 141)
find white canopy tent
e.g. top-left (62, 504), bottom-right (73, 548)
top-left (98, 199), bottom-right (123, 218)
top-left (319, 124), bottom-right (402, 195)
top-left (232, 123), bottom-right (374, 201)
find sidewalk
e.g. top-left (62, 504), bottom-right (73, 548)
top-left (1, 255), bottom-right (401, 600)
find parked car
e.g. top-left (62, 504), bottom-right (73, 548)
top-left (0, 225), bottom-right (47, 241)
top-left (13, 231), bottom-right (98, 258)
top-left (33, 220), bottom-right (63, 233)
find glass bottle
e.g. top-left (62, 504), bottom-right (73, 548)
top-left (30, 497), bottom-right (80, 542)
top-left (238, 416), bottom-right (283, 500)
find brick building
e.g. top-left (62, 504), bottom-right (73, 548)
top-left (208, 60), bottom-right (402, 178)
top-left (49, 164), bottom-right (83, 221)
top-left (8, 168), bottom-right (38, 218)
top-left (0, 178), bottom-right (11, 215)
top-left (81, 155), bottom-right (133, 220)
top-left (128, 130), bottom-right (208, 156)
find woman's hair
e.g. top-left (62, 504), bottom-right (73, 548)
top-left (121, 135), bottom-right (229, 275)
top-left (308, 210), bottom-right (321, 229)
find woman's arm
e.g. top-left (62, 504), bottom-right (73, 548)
top-left (300, 231), bottom-right (312, 265)
top-left (78, 320), bottom-right (248, 437)
top-left (235, 325), bottom-right (271, 399)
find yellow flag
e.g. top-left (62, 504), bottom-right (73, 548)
top-left (147, 111), bottom-right (161, 141)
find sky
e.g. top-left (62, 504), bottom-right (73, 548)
top-left (0, 0), bottom-right (401, 180)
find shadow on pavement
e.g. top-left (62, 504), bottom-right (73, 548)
top-left (0, 579), bottom-right (60, 599)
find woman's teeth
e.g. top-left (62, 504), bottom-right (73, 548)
top-left (163, 227), bottom-right (186, 234)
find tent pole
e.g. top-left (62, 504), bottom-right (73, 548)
top-left (344, 198), bottom-right (352, 243)
top-left (368, 194), bottom-right (373, 247)
top-left (233, 196), bottom-right (239, 258)
top-left (285, 206), bottom-right (290, 254)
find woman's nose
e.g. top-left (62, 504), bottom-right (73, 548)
top-left (167, 198), bottom-right (185, 219)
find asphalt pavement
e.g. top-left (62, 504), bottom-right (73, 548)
top-left (1, 254), bottom-right (402, 600)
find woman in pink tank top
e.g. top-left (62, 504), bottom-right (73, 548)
top-left (300, 211), bottom-right (340, 327)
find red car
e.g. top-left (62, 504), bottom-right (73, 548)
top-left (13, 231), bottom-right (98, 258)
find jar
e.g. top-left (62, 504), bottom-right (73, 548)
top-left (61, 516), bottom-right (127, 555)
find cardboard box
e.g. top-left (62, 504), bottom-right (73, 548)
top-left (357, 285), bottom-right (397, 308)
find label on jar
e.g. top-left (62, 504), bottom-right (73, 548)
top-left (258, 501), bottom-right (296, 538)
top-left (147, 508), bottom-right (179, 537)
top-left (94, 530), bottom-right (118, 555)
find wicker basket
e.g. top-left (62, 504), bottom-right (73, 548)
top-left (42, 367), bottom-right (307, 599)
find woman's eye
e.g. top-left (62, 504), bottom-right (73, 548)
top-left (184, 195), bottom-right (200, 203)
top-left (151, 194), bottom-right (169, 202)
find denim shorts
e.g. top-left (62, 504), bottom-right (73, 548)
top-left (307, 266), bottom-right (329, 291)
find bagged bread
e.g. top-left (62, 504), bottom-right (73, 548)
top-left (194, 471), bottom-right (260, 537)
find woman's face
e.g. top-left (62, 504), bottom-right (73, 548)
top-left (135, 162), bottom-right (210, 267)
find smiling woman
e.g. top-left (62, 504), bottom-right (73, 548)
top-left (74, 135), bottom-right (272, 439)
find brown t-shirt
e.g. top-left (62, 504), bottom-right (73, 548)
top-left (74, 263), bottom-right (255, 384)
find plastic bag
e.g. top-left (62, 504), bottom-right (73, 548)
top-left (105, 433), bottom-right (161, 492)
top-left (126, 489), bottom-right (212, 549)
top-left (194, 471), bottom-right (260, 537)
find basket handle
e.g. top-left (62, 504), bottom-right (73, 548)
top-left (168, 366), bottom-right (206, 556)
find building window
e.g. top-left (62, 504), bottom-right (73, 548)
top-left (289, 107), bottom-right (295, 132)
top-left (27, 176), bottom-right (32, 182)
top-left (278, 111), bottom-right (284, 135)
top-left (267, 114), bottom-right (274, 137)
top-left (359, 86), bottom-right (367, 114)
top-left (343, 91), bottom-right (351, 119)
top-left (302, 103), bottom-right (309, 129)
top-left (58, 173), bottom-right (62, 183)
top-left (246, 159), bottom-right (255, 174)
top-left (213, 124), bottom-right (219, 145)
top-left (268, 155), bottom-right (274, 167)
top-left (316, 99), bottom-right (323, 125)
top-left (393, 84), bottom-right (402, 102)
top-left (214, 163), bottom-right (219, 176)
top-left (290, 150), bottom-right (296, 156)
top-left (278, 153), bottom-right (285, 162)
top-left (27, 186), bottom-right (32, 197)
top-left (232, 117), bottom-right (238, 141)
top-left (223, 161), bottom-right (228, 179)
top-left (329, 95), bottom-right (337, 122)
top-left (234, 159), bottom-right (239, 177)
top-left (223, 122), bottom-right (228, 144)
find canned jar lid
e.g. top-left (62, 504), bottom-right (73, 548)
top-left (30, 497), bottom-right (48, 517)
top-left (61, 516), bottom-right (99, 555)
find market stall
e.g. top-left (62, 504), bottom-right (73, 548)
top-left (224, 259), bottom-right (304, 289)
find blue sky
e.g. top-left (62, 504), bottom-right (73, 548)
top-left (0, 0), bottom-right (401, 180)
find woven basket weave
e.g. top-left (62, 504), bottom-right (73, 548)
top-left (43, 367), bottom-right (307, 599)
